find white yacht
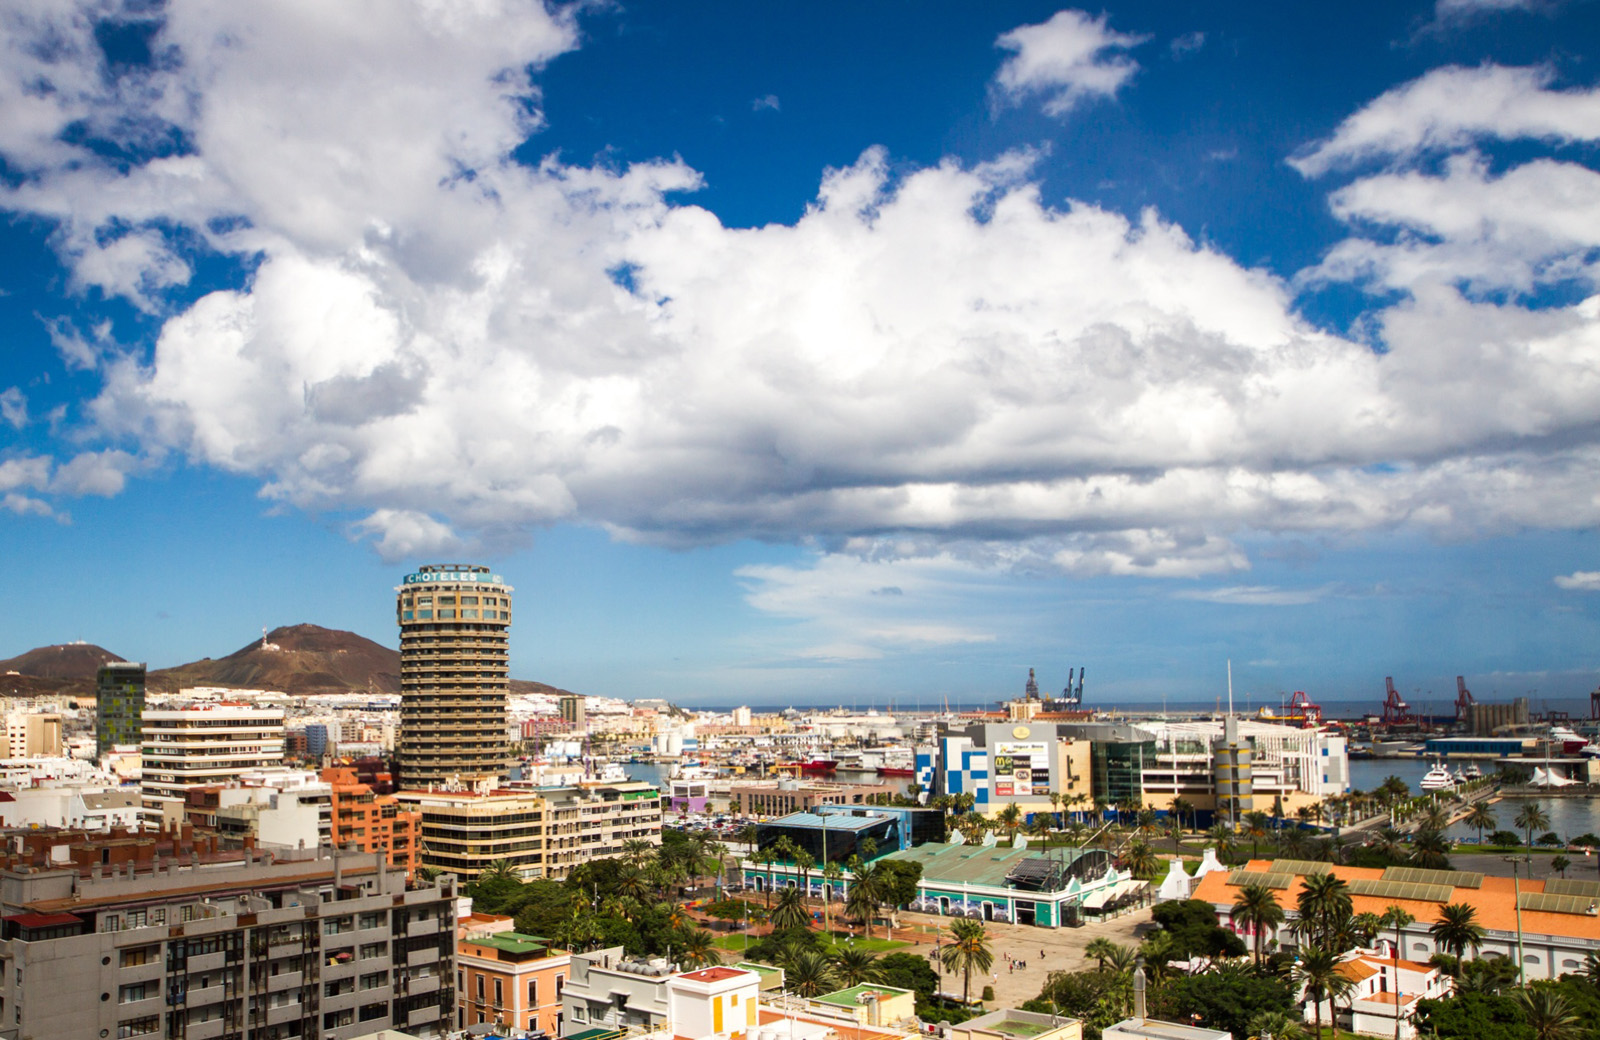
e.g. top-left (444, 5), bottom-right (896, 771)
top-left (1419, 760), bottom-right (1457, 792)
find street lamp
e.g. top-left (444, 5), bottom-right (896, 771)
top-left (1504, 853), bottom-right (1531, 985)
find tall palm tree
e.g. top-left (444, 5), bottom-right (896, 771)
top-left (821, 860), bottom-right (844, 932)
top-left (771, 887), bottom-right (812, 931)
top-left (835, 946), bottom-right (885, 986)
top-left (1294, 944), bottom-right (1355, 1040)
top-left (1171, 797), bottom-right (1195, 835)
top-left (757, 843), bottom-right (778, 908)
top-left (795, 849), bottom-right (816, 898)
top-left (785, 948), bottom-right (838, 997)
top-left (846, 863), bottom-right (884, 938)
top-left (1516, 804), bottom-right (1552, 848)
top-left (1464, 803), bottom-right (1496, 844)
top-left (679, 928), bottom-right (719, 969)
top-left (1085, 937), bottom-right (1119, 972)
top-left (1296, 873), bottom-right (1354, 951)
top-left (940, 919), bottom-right (994, 1005)
top-left (1049, 791), bottom-right (1063, 830)
top-left (1520, 988), bottom-right (1583, 1040)
top-left (1232, 884), bottom-right (1285, 965)
top-left (996, 803), bottom-right (1023, 841)
top-left (1381, 906), bottom-right (1415, 1040)
top-left (1429, 903), bottom-right (1486, 960)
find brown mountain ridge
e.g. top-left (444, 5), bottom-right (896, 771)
top-left (2, 624), bottom-right (577, 699)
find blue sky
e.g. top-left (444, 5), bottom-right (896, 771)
top-left (4, 0), bottom-right (1600, 709)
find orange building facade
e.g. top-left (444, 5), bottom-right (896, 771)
top-left (456, 913), bottom-right (572, 1035)
top-left (321, 765), bottom-right (421, 875)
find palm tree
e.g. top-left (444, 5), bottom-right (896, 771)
top-left (835, 946), bottom-right (885, 986)
top-left (1578, 951), bottom-right (1600, 988)
top-left (1520, 988), bottom-right (1583, 1040)
top-left (1553, 855), bottom-right (1572, 878)
top-left (1381, 906), bottom-right (1415, 1040)
top-left (795, 849), bottom-right (816, 899)
top-left (616, 865), bottom-right (652, 904)
top-left (415, 864), bottom-right (444, 883)
top-left (757, 843), bottom-right (778, 908)
top-left (1243, 811), bottom-right (1271, 859)
top-left (786, 948), bottom-right (838, 997)
top-left (821, 860), bottom-right (843, 932)
top-left (859, 837), bottom-right (879, 862)
top-left (1233, 884), bottom-right (1285, 965)
top-left (623, 838), bottom-right (656, 867)
top-left (679, 928), bottom-right (719, 969)
top-left (771, 887), bottom-right (812, 931)
top-left (1104, 943), bottom-right (1138, 974)
top-left (1085, 936), bottom-right (1119, 972)
top-left (1409, 828), bottom-right (1451, 870)
top-left (1248, 1011), bottom-right (1306, 1040)
top-left (1295, 944), bottom-right (1355, 1040)
top-left (1296, 873), bottom-right (1354, 951)
top-left (996, 803), bottom-right (1023, 841)
top-left (846, 864), bottom-right (883, 938)
top-left (1430, 903), bottom-right (1486, 960)
top-left (940, 919), bottom-right (994, 1005)
top-left (1122, 840), bottom-right (1158, 879)
top-left (1516, 804), bottom-right (1552, 848)
top-left (1418, 805), bottom-right (1451, 832)
top-left (1171, 797), bottom-right (1195, 836)
top-left (1464, 802), bottom-right (1496, 844)
top-left (477, 858), bottom-right (521, 885)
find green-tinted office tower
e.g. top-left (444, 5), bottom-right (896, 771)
top-left (96, 661), bottom-right (146, 757)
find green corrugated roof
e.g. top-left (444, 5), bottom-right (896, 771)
top-left (883, 841), bottom-right (1045, 888)
top-left (468, 931), bottom-right (551, 955)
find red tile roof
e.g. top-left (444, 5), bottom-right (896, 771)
top-left (681, 966), bottom-right (749, 983)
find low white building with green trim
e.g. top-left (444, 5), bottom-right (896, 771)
top-left (741, 835), bottom-right (1145, 929)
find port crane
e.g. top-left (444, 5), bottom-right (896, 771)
top-left (1381, 677), bottom-right (1412, 726)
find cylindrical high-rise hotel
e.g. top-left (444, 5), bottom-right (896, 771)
top-left (396, 563), bottom-right (513, 788)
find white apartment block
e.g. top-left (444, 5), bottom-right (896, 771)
top-left (141, 705), bottom-right (287, 802)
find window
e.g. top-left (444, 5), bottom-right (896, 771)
top-left (120, 946), bottom-right (158, 968)
top-left (119, 982), bottom-right (156, 1003)
top-left (359, 942), bottom-right (387, 960)
top-left (117, 1016), bottom-right (160, 1038)
top-left (528, 979), bottom-right (537, 1006)
top-left (150, 909), bottom-right (165, 926)
top-left (555, 974), bottom-right (565, 999)
top-left (494, 978), bottom-right (503, 1008)
top-left (125, 909), bottom-right (146, 928)
top-left (358, 1002), bottom-right (386, 1022)
top-left (360, 972), bottom-right (388, 991)
top-left (476, 975), bottom-right (484, 1000)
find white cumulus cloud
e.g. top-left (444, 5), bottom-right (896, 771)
top-left (1292, 65), bottom-right (1600, 176)
top-left (1555, 570), bottom-right (1600, 591)
top-left (2, 3), bottom-right (1600, 591)
top-left (993, 9), bottom-right (1148, 117)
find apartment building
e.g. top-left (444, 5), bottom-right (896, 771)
top-left (398, 781), bottom-right (661, 882)
top-left (455, 914), bottom-right (571, 1035)
top-left (140, 704), bottom-right (286, 802)
top-left (539, 782), bottom-right (662, 879)
top-left (3, 712), bottom-right (63, 759)
top-left (0, 827), bottom-right (456, 1040)
top-left (323, 766), bottom-right (422, 875)
top-left (926, 716), bottom-right (1347, 823)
